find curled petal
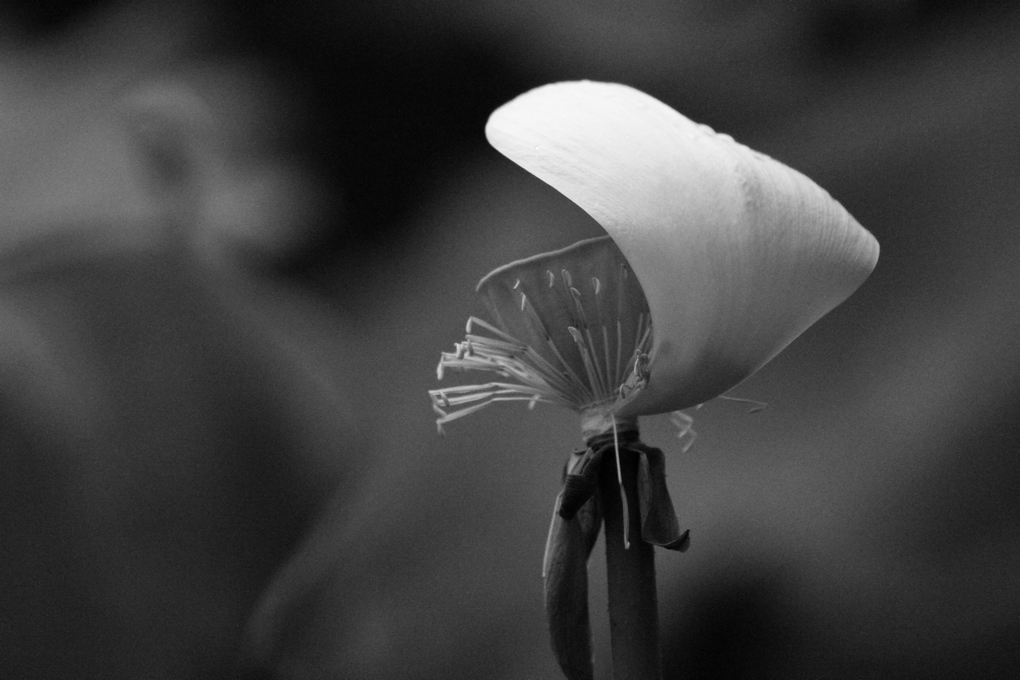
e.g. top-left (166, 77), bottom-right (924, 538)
top-left (486, 81), bottom-right (880, 416)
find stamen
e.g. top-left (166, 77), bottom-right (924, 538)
top-left (615, 319), bottom-right (624, 387)
top-left (466, 316), bottom-right (525, 344)
top-left (600, 325), bottom-right (611, 385)
top-left (615, 263), bottom-right (628, 385)
top-left (433, 237), bottom-right (656, 432)
top-left (718, 394), bottom-right (768, 413)
top-left (670, 411), bottom-right (697, 453)
top-left (460, 321), bottom-right (578, 393)
top-left (634, 312), bottom-right (647, 355)
top-left (612, 416), bottom-right (630, 549)
top-left (569, 287), bottom-right (608, 397)
top-left (442, 337), bottom-right (571, 398)
top-left (432, 393), bottom-right (561, 428)
top-left (617, 263), bottom-right (628, 327)
top-left (568, 326), bottom-right (606, 400)
top-left (618, 351), bottom-right (650, 400)
top-left (585, 327), bottom-right (607, 396)
top-left (558, 269), bottom-right (584, 330)
top-left (435, 311), bottom-right (610, 420)
top-left (589, 277), bottom-right (612, 389)
top-left (636, 319), bottom-right (652, 352)
top-left (589, 277), bottom-right (611, 392)
top-left (569, 287), bottom-right (587, 323)
top-left (519, 293), bottom-right (595, 405)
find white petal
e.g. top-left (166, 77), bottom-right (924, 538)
top-left (486, 81), bottom-right (879, 416)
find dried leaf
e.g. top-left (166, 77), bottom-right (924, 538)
top-left (637, 445), bottom-right (689, 551)
top-left (544, 489), bottom-right (602, 680)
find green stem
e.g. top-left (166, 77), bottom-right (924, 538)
top-left (599, 444), bottom-right (662, 680)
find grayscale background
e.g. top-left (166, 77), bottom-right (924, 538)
top-left (1, 1), bottom-right (1017, 678)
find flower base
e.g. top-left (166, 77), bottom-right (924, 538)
top-left (601, 444), bottom-right (662, 680)
top-left (544, 429), bottom-right (689, 680)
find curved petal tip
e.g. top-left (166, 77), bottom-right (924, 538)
top-left (487, 81), bottom-right (879, 416)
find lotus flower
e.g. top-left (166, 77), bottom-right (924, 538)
top-left (430, 81), bottom-right (878, 436)
top-left (429, 81), bottom-right (879, 680)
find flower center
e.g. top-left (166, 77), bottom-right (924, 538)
top-left (430, 236), bottom-right (653, 435)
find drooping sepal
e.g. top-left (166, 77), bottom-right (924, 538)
top-left (635, 444), bottom-right (690, 551)
top-left (543, 436), bottom-right (687, 679)
top-left (544, 453), bottom-right (603, 680)
top-left (579, 434), bottom-right (689, 552)
top-left (558, 446), bottom-right (603, 519)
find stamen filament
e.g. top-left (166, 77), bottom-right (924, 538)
top-left (612, 417), bottom-right (630, 549)
top-left (433, 236), bottom-right (655, 432)
top-left (615, 319), bottom-right (624, 387)
top-left (519, 293), bottom-right (596, 405)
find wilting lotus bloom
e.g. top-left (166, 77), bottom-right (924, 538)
top-left (430, 81), bottom-right (878, 680)
top-left (430, 81), bottom-right (879, 438)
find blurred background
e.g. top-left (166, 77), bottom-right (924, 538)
top-left (1, 0), bottom-right (1018, 678)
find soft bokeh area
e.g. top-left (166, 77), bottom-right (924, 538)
top-left (2, 1), bottom-right (1018, 678)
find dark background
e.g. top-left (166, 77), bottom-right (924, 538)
top-left (1, 1), bottom-right (1018, 678)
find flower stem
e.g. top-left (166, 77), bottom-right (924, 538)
top-left (599, 444), bottom-right (662, 680)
